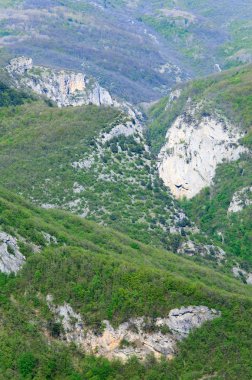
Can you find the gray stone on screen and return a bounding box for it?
[0,232,25,274]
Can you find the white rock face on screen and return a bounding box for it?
[0,232,25,274]
[162,306,220,337]
[158,107,247,199]
[47,295,220,361]
[47,295,85,345]
[73,182,85,194]
[228,186,252,213]
[6,57,114,108]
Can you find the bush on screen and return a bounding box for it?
[18,352,37,377]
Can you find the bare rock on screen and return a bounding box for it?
[6,56,33,75]
[228,186,252,213]
[165,306,220,337]
[47,295,220,361]
[6,57,114,108]
[232,265,252,285]
[178,240,226,263]
[42,232,58,245]
[158,105,247,199]
[0,232,25,274]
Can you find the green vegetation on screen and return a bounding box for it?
[0,80,34,107]
[0,97,192,252]
[0,187,252,379]
[219,20,252,68]
[146,88,188,155]
[0,3,252,378]
[142,14,204,69]
[142,15,190,41]
[182,158,252,263]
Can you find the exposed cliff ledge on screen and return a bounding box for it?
[158,106,247,199]
[0,232,25,274]
[47,295,220,361]
[6,57,114,108]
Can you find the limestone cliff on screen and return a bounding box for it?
[6,57,114,108]
[47,295,220,361]
[158,105,247,199]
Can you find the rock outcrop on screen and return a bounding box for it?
[177,240,226,264]
[158,106,247,199]
[47,295,220,361]
[42,231,58,245]
[98,113,144,145]
[0,232,25,274]
[6,57,114,108]
[228,186,252,213]
[232,265,252,285]
[6,56,33,75]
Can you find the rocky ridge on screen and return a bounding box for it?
[47,295,220,361]
[6,57,114,108]
[158,105,247,199]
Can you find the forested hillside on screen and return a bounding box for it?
[0,1,252,378]
[0,188,252,379]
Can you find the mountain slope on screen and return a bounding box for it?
[0,69,210,259]
[0,187,252,379]
[148,64,252,272]
[1,63,251,276]
[1,0,252,103]
[0,2,252,379]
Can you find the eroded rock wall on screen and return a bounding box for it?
[6,56,114,108]
[47,295,220,361]
[158,106,247,199]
